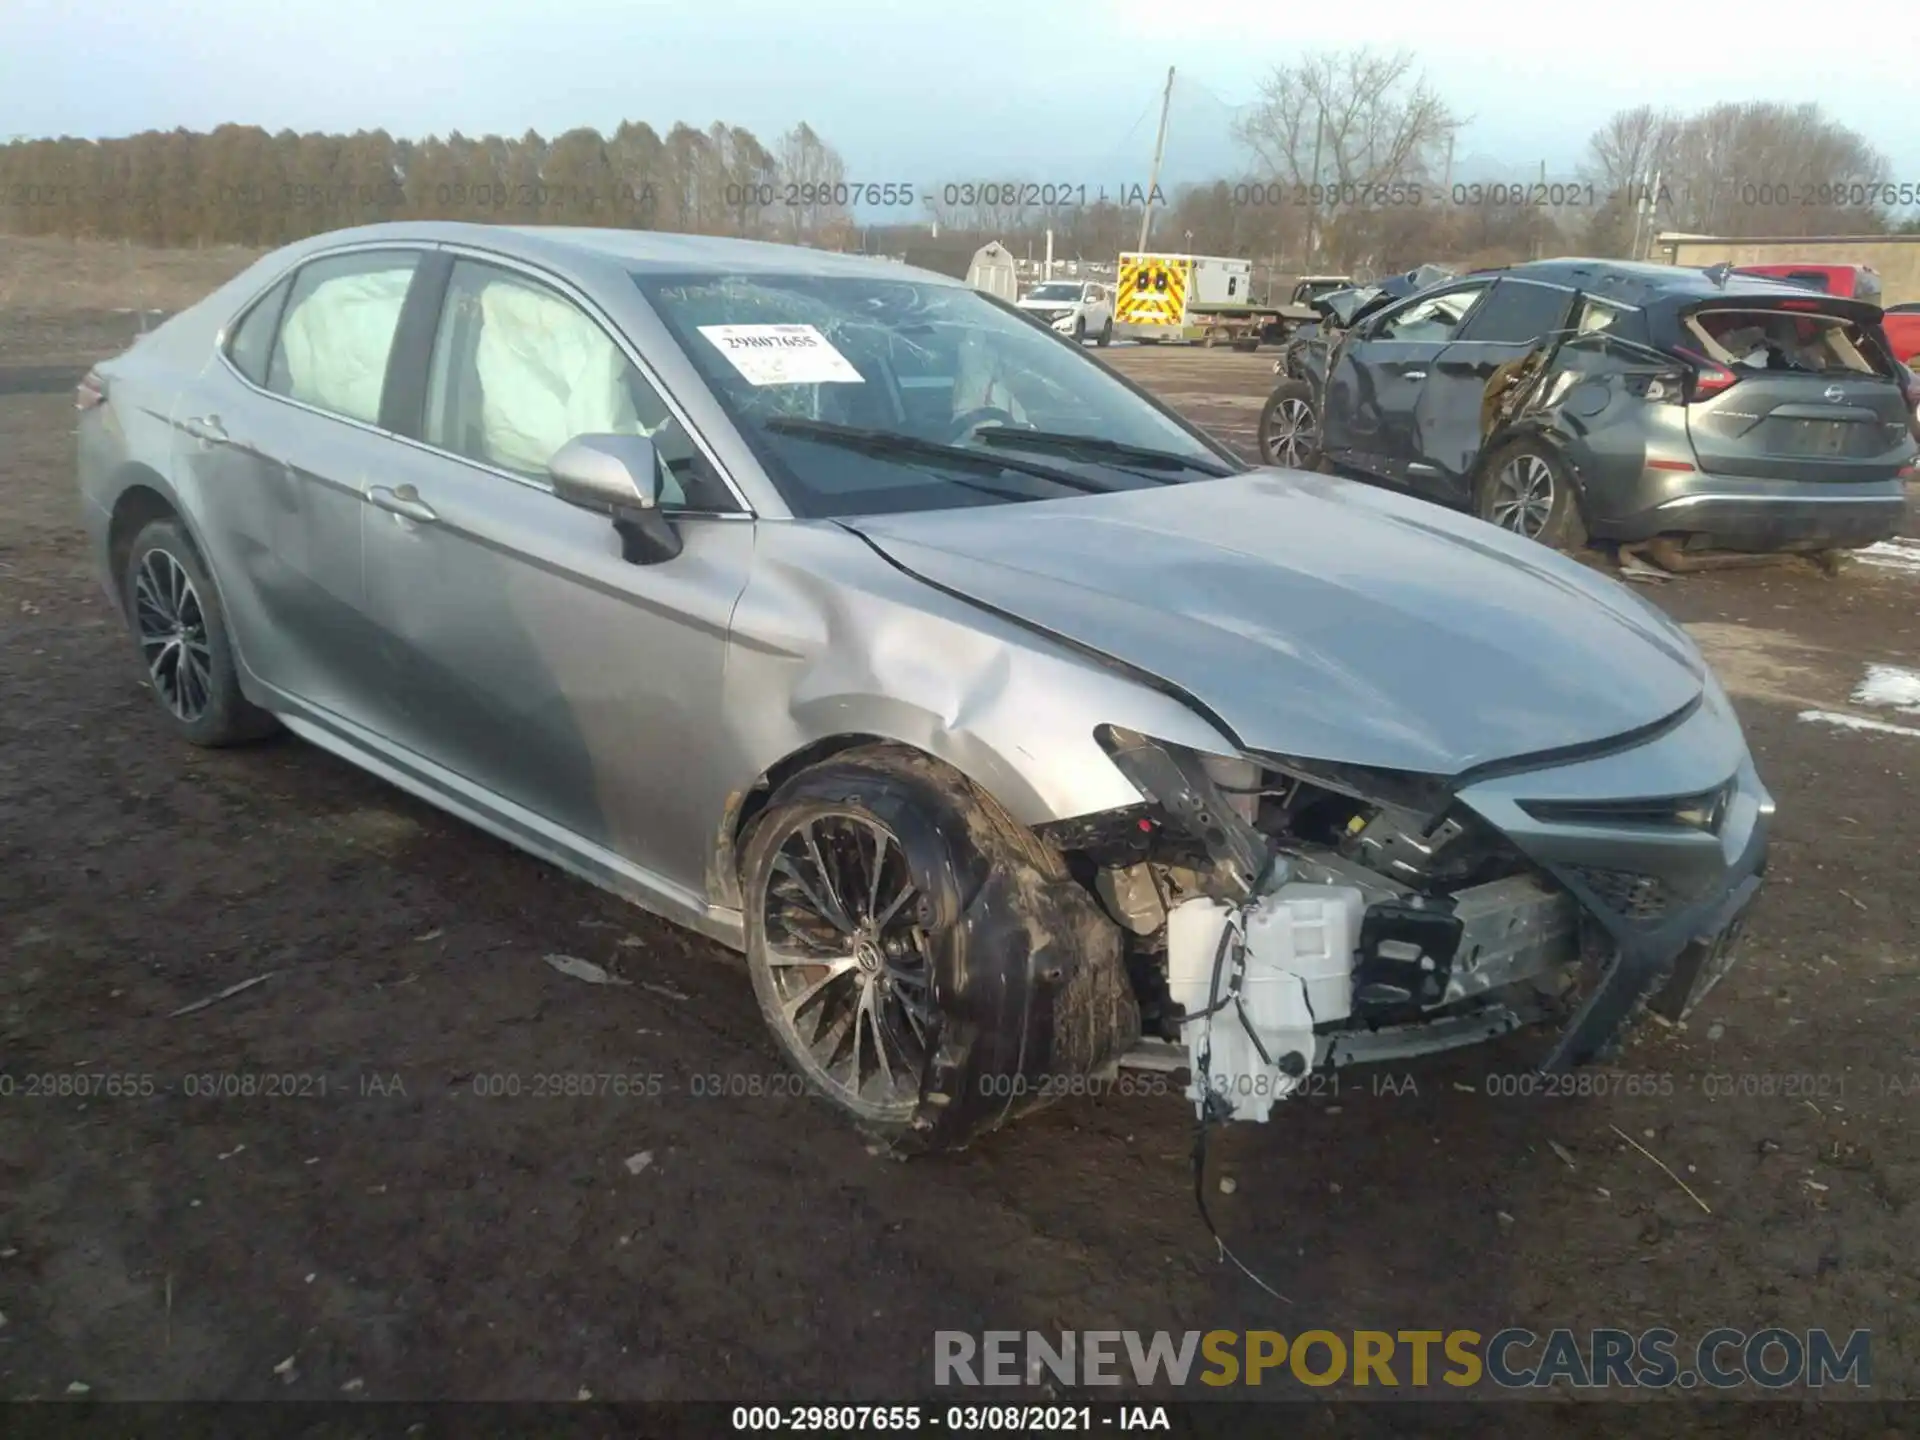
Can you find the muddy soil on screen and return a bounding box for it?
[1,316,1915,1408]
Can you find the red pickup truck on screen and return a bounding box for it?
[1732,262,1920,363]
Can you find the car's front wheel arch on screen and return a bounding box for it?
[738,742,1136,1153]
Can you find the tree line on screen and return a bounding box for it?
[0,120,858,250]
[4,49,1916,280]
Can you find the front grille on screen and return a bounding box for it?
[1568,865,1673,922]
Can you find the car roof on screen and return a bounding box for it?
[1472,257,1832,309]
[278,221,962,286]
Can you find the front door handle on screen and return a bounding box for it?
[183,413,228,445]
[1402,370,1428,382]
[368,484,439,524]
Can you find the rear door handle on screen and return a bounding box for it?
[368,484,438,524]
[1402,370,1428,381]
[183,413,228,444]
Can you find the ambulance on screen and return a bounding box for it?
[1115,252,1258,344]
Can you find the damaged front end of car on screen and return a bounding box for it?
[1042,706,1771,1122]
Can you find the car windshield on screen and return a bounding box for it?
[1025,282,1083,301]
[634,270,1235,517]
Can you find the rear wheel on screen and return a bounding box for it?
[741,746,1135,1154]
[122,518,279,746]
[1475,440,1588,550]
[1258,379,1322,470]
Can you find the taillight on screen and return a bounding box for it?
[75,370,107,412]
[1670,346,1738,401]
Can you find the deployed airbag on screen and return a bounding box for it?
[474,281,642,475]
[277,269,412,423]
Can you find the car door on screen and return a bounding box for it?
[171,247,427,725]
[1417,277,1575,502]
[1320,281,1488,486]
[357,255,755,894]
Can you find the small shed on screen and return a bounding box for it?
[965,242,1019,302]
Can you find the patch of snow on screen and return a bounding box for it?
[1853,663,1920,715]
[1855,538,1920,577]
[1799,709,1920,739]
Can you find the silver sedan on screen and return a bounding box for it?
[78,223,1772,1151]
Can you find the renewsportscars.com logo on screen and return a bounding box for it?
[934,1328,1872,1391]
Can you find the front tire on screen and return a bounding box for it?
[1475,439,1588,550]
[1097,318,1113,347]
[1258,379,1322,470]
[741,745,1136,1155]
[122,518,279,747]
[1072,316,1087,344]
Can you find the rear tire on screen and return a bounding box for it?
[1474,439,1588,550]
[1257,379,1323,470]
[741,745,1136,1155]
[122,518,279,747]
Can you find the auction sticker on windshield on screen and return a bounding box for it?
[697,324,865,386]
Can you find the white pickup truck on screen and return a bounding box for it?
[1016,280,1115,346]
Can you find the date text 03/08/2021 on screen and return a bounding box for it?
[730,1405,1169,1432]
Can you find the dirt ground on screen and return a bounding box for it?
[1,293,1917,1412]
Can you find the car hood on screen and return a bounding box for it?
[1018,299,1077,309]
[843,470,1706,776]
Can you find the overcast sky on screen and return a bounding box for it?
[5,0,1918,186]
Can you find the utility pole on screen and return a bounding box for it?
[1303,110,1324,269]
[1137,66,1175,253]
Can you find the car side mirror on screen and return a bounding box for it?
[548,433,683,565]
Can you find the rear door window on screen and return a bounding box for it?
[1457,279,1573,346]
[266,250,422,425]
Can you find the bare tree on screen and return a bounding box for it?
[1580,100,1891,252]
[1577,104,1677,256]
[775,123,851,247]
[1234,47,1462,270]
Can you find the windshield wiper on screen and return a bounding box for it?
[972,426,1237,478]
[762,417,1125,494]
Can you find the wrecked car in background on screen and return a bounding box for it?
[1260,258,1917,555]
[80,223,1771,1154]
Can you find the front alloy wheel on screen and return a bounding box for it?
[757,810,935,1123]
[741,745,1138,1154]
[1258,379,1322,470]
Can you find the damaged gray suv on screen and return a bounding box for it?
[1263,258,1917,555]
[79,224,1772,1152]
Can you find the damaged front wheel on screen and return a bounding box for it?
[741,746,1138,1154]
[1258,380,1323,471]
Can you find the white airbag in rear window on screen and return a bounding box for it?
[278,268,413,423]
